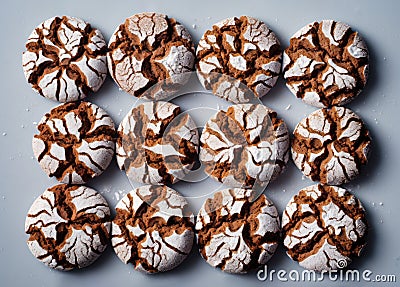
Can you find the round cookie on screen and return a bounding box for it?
[32,101,116,184]
[196,188,280,273]
[283,20,369,107]
[25,184,111,271]
[291,106,371,185]
[196,16,282,103]
[282,184,368,272]
[22,16,108,102]
[107,12,195,99]
[111,185,194,273]
[200,104,289,188]
[117,101,199,185]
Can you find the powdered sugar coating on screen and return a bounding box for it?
[117,101,199,185]
[282,184,368,272]
[32,102,116,184]
[22,16,107,102]
[196,16,281,103]
[283,20,369,107]
[291,106,371,185]
[25,184,111,270]
[196,188,280,273]
[107,12,195,99]
[111,185,194,273]
[200,104,289,188]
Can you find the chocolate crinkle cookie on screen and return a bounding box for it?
[196,188,280,273]
[111,185,194,273]
[107,12,195,99]
[283,20,369,107]
[32,101,116,184]
[196,16,282,103]
[291,106,371,185]
[25,184,111,271]
[22,16,108,102]
[282,184,368,272]
[200,104,289,188]
[117,101,199,185]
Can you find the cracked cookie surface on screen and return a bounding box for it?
[32,101,116,184]
[25,184,111,270]
[200,104,289,188]
[196,16,282,103]
[291,106,371,185]
[282,184,368,271]
[107,12,195,99]
[196,188,280,273]
[112,185,194,273]
[283,20,369,107]
[22,16,108,102]
[117,101,199,185]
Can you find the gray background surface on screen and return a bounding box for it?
[1,0,399,286]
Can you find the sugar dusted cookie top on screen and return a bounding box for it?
[32,101,116,184]
[291,106,371,185]
[22,16,108,102]
[200,104,289,188]
[282,184,368,272]
[25,184,111,271]
[196,16,282,103]
[108,12,195,99]
[111,185,194,273]
[283,20,369,107]
[117,101,199,185]
[196,188,280,273]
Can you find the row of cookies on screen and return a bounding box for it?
[25,183,368,273]
[31,100,371,188]
[31,100,285,186]
[22,13,369,107]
